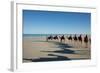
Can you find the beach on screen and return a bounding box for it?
[23,34,91,62]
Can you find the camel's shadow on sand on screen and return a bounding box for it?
[42,41,75,54]
[23,42,77,62]
[23,54,70,62]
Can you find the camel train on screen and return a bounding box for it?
[46,34,91,48]
[46,35,65,42]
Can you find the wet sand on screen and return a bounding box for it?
[23,36,91,62]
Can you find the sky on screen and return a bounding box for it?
[23,10,91,34]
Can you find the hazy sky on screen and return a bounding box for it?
[23,10,91,34]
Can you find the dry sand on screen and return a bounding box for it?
[23,36,91,63]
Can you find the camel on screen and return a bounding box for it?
[89,38,91,43]
[78,35,82,43]
[46,35,53,41]
[73,34,77,41]
[67,35,72,41]
[59,35,65,42]
[84,35,88,48]
[53,35,59,40]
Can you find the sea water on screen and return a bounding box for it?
[23,34,91,38]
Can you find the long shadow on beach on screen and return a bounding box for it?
[42,41,75,54]
[23,41,76,62]
[23,54,70,62]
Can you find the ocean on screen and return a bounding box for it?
[23,34,91,38]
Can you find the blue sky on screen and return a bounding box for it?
[23,10,91,34]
